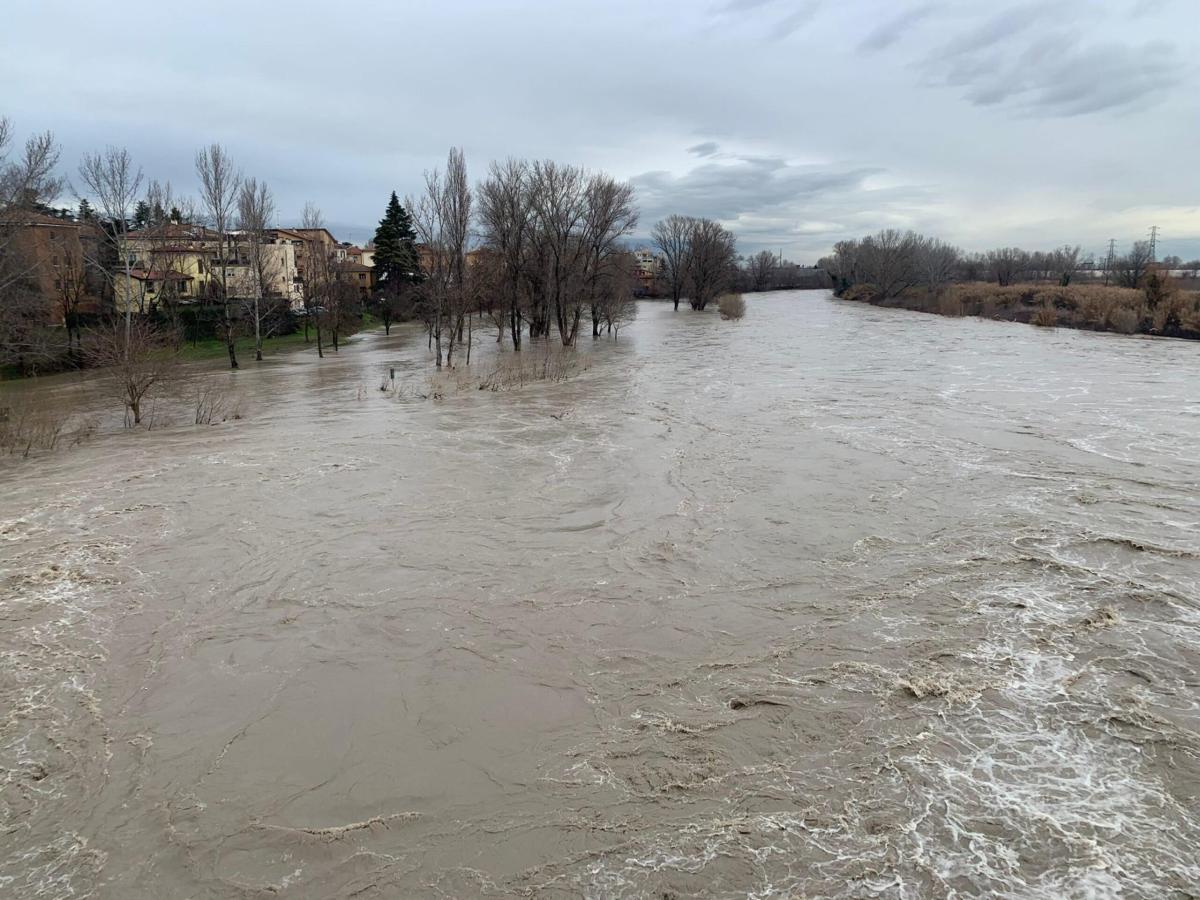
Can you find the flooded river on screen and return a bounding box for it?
[2,291,1199,898]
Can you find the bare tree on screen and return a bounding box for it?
[1115,240,1154,289]
[444,147,472,364]
[298,202,330,357]
[236,177,278,360]
[1052,244,1082,286]
[478,158,532,348]
[528,160,590,345]
[745,249,777,292]
[913,237,960,294]
[1,119,64,372]
[408,172,450,365]
[409,148,473,365]
[651,214,694,311]
[957,251,988,283]
[195,143,242,369]
[0,118,61,212]
[819,239,861,293]
[597,251,638,337]
[986,247,1030,287]
[582,174,638,338]
[856,230,919,298]
[84,317,178,426]
[55,239,89,362]
[686,218,737,310]
[77,145,142,339]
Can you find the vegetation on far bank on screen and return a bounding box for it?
[822,230,1200,340]
[846,281,1200,339]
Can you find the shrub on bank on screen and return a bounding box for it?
[718,293,747,320]
[1031,303,1058,327]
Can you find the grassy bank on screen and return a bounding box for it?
[177,328,314,361]
[843,281,1200,340]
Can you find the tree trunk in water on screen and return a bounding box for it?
[316,322,324,358]
[225,306,239,370]
[254,296,263,361]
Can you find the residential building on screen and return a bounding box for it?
[0,210,105,324]
[632,248,663,294]
[227,232,302,308]
[120,223,218,312]
[337,261,373,299]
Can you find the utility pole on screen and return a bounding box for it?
[1148,225,1159,263]
[1104,238,1116,286]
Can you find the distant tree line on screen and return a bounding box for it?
[817,229,1196,300]
[819,228,1200,340]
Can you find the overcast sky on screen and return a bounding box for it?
[3,0,1197,261]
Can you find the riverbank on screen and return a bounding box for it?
[1,314,386,380]
[841,281,1200,340]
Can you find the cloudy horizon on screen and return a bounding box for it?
[3,0,1196,262]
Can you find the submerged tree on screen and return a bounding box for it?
[477,158,533,349]
[85,317,179,426]
[686,218,737,310]
[651,214,693,311]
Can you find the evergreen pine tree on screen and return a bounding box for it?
[372,191,419,289]
[77,198,94,221]
[133,200,151,229]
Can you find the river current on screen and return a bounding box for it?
[2,291,1198,898]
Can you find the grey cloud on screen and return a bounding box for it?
[4,0,1197,262]
[1019,42,1180,116]
[859,3,938,52]
[713,0,823,40]
[939,3,1046,58]
[716,0,781,12]
[920,5,1181,117]
[1130,0,1169,15]
[631,154,884,235]
[769,1,823,40]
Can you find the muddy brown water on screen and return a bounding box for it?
[2,291,1199,898]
